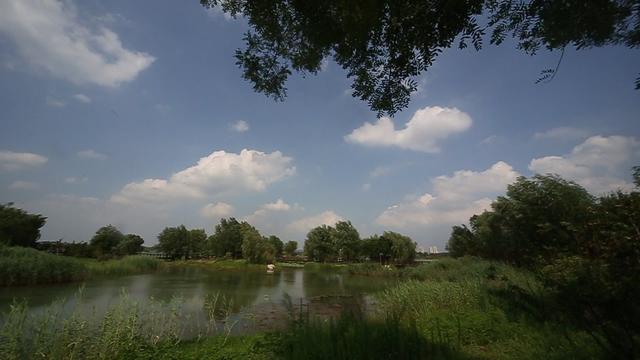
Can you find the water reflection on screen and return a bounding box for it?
[0,268,396,334]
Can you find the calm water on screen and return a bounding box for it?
[0,267,397,335]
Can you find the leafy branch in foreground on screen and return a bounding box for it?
[201,0,639,116]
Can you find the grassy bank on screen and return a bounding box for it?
[0,246,164,286]
[168,258,266,272]
[376,258,601,359]
[0,292,469,360]
[0,257,604,359]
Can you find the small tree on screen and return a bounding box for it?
[240,225,268,263]
[267,235,284,258]
[90,225,124,258]
[284,240,298,256]
[116,234,144,256]
[158,225,189,260]
[333,221,361,261]
[207,218,244,258]
[0,203,46,248]
[383,231,416,264]
[304,225,336,262]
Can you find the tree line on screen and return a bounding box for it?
[446,167,640,358]
[1,203,416,264]
[304,221,417,265]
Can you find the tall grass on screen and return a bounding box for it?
[86,255,163,276]
[278,310,468,360]
[0,290,245,359]
[0,246,88,286]
[376,258,602,359]
[0,246,164,286]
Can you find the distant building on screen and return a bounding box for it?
[427,246,439,254]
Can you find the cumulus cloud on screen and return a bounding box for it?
[529,135,640,194]
[243,199,304,236]
[201,202,234,219]
[9,180,40,190]
[263,199,291,211]
[0,150,48,171]
[77,149,107,160]
[231,120,250,133]
[533,127,589,141]
[0,0,154,87]
[286,211,343,235]
[345,106,472,152]
[73,94,92,103]
[377,161,520,228]
[111,149,295,205]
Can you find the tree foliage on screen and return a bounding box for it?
[207,218,245,258]
[158,225,206,260]
[447,174,595,266]
[304,223,416,264]
[447,169,640,358]
[284,240,298,256]
[0,203,46,248]
[116,234,145,256]
[267,235,284,258]
[304,225,336,262]
[333,221,360,261]
[201,0,639,116]
[90,225,124,258]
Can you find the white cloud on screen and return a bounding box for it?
[9,180,40,190]
[533,127,589,141]
[201,202,234,219]
[77,149,107,160]
[287,211,343,235]
[480,135,498,145]
[370,166,392,178]
[244,199,301,237]
[0,0,154,87]
[263,198,291,211]
[231,120,250,133]
[345,106,472,152]
[529,135,640,194]
[111,149,295,205]
[377,161,519,228]
[73,94,91,103]
[64,176,88,184]
[0,150,48,171]
[46,97,66,108]
[362,183,372,192]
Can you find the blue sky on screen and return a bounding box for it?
[1,0,639,249]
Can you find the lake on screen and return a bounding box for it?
[0,267,398,336]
